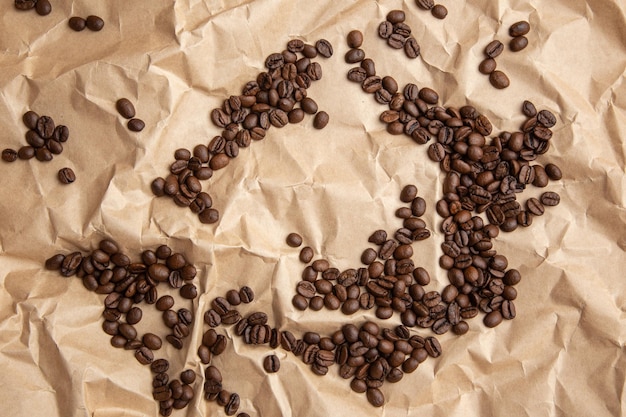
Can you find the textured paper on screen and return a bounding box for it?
[0,1,624,416]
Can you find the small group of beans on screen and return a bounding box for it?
[116,98,145,132]
[14,0,51,15]
[479,20,531,89]
[375,10,421,59]
[2,110,76,184]
[68,15,105,32]
[203,283,440,409]
[415,0,448,20]
[151,38,333,225]
[45,239,201,416]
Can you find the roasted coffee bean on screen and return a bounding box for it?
[510,36,528,52]
[387,34,406,49]
[416,0,435,10]
[509,20,530,37]
[315,39,333,58]
[2,149,17,162]
[537,109,557,128]
[484,310,503,327]
[545,163,562,180]
[240,286,255,303]
[180,283,197,299]
[68,16,87,31]
[36,116,55,138]
[86,15,105,31]
[478,58,497,74]
[489,70,510,89]
[404,37,421,58]
[143,333,163,350]
[378,21,394,39]
[299,246,314,263]
[135,346,154,365]
[58,168,76,184]
[431,4,448,19]
[367,388,385,407]
[313,111,329,129]
[126,307,143,325]
[17,146,35,160]
[345,48,365,64]
[263,354,280,373]
[522,100,537,117]
[347,30,364,48]
[15,0,37,10]
[424,336,442,357]
[485,40,504,58]
[540,191,560,206]
[224,393,240,416]
[127,118,145,132]
[116,98,136,119]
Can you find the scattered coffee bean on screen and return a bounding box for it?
[86,15,105,31]
[478,58,497,74]
[313,111,329,129]
[347,30,364,48]
[509,20,530,37]
[35,0,51,16]
[263,354,280,373]
[510,36,528,52]
[286,233,303,247]
[484,40,504,58]
[68,16,87,31]
[2,149,18,163]
[58,168,76,184]
[489,70,510,89]
[116,98,136,119]
[127,118,145,132]
[431,4,448,19]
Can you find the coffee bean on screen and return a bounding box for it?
[484,40,504,58]
[489,70,510,89]
[315,39,333,58]
[431,4,448,19]
[416,0,435,10]
[537,109,557,127]
[128,118,145,132]
[404,37,420,58]
[299,246,314,263]
[68,16,86,31]
[386,10,405,24]
[366,388,385,407]
[347,30,364,48]
[58,167,76,184]
[126,307,143,325]
[116,98,136,119]
[478,58,496,74]
[240,286,255,303]
[86,15,105,31]
[545,163,562,180]
[484,310,503,327]
[345,48,365,64]
[2,149,17,163]
[522,100,537,117]
[540,191,560,206]
[22,111,39,129]
[510,36,528,52]
[143,333,163,350]
[224,393,240,416]
[313,111,329,129]
[180,283,197,299]
[263,354,280,373]
[135,346,154,365]
[15,0,36,10]
[387,33,406,49]
[35,0,51,16]
[509,20,530,37]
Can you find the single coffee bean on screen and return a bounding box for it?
[35,0,52,16]
[286,232,303,247]
[263,354,280,373]
[510,36,528,52]
[224,393,240,416]
[509,20,530,37]
[545,163,562,180]
[36,116,55,138]
[522,100,537,117]
[58,167,76,184]
[537,109,557,127]
[127,118,145,132]
[86,15,105,31]
[347,30,364,48]
[68,16,86,31]
[143,333,163,350]
[484,310,503,327]
[15,0,37,10]
[2,149,18,162]
[17,146,35,160]
[540,191,560,206]
[431,4,448,19]
[404,37,420,59]
[478,58,497,74]
[240,286,255,303]
[367,388,385,407]
[416,0,435,10]
[116,98,136,119]
[135,346,154,365]
[315,39,333,58]
[489,70,510,89]
[345,48,365,63]
[386,10,405,24]
[299,246,314,263]
[313,111,329,129]
[22,111,39,129]
[387,33,406,49]
[484,40,504,58]
[126,307,143,325]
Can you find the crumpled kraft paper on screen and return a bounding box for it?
[0,0,624,416]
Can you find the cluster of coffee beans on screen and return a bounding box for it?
[415,0,448,20]
[291,187,431,320]
[479,20,531,89]
[14,0,51,15]
[68,15,105,32]
[150,359,198,416]
[202,285,440,409]
[2,110,77,184]
[45,239,203,415]
[151,38,333,225]
[116,98,145,132]
[375,10,421,59]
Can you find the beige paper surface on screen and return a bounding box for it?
[0,0,624,416]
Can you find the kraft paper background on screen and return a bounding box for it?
[0,1,624,416]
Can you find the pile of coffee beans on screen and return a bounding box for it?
[116,98,145,132]
[68,15,105,32]
[151,38,333,225]
[415,0,448,20]
[201,286,440,409]
[376,10,421,59]
[45,239,201,416]
[14,0,51,16]
[3,110,69,163]
[479,20,531,88]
